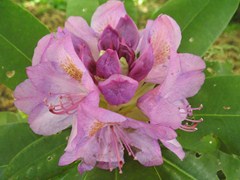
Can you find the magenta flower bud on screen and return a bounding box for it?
[96,49,121,79]
[98,25,120,51]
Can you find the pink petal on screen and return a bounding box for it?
[161,139,185,160]
[98,25,120,51]
[65,16,99,60]
[126,128,163,166]
[98,74,138,105]
[64,117,79,152]
[44,34,96,90]
[14,79,45,114]
[78,162,94,174]
[59,149,78,166]
[27,61,88,95]
[96,49,121,79]
[71,35,96,74]
[97,161,119,170]
[29,104,73,135]
[78,104,126,126]
[122,119,177,141]
[179,53,206,73]
[138,93,182,129]
[91,0,126,33]
[32,34,54,66]
[143,15,181,84]
[116,15,140,50]
[128,44,154,81]
[158,53,205,101]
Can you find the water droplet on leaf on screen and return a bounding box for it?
[6,70,15,78]
[189,37,194,43]
[223,106,231,110]
[47,155,54,161]
[207,67,214,74]
[26,167,35,178]
[82,8,87,12]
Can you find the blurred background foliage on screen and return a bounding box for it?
[2,0,240,112]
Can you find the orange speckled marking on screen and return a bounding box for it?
[89,121,105,137]
[61,57,83,81]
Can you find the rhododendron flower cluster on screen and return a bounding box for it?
[14,0,205,174]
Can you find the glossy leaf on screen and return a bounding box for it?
[54,150,240,180]
[0,35,30,89]
[153,0,240,56]
[0,165,7,177]
[0,111,26,125]
[178,76,240,155]
[98,0,107,5]
[67,0,138,24]
[0,123,40,167]
[66,0,99,23]
[3,128,72,179]
[0,0,49,89]
[124,0,138,22]
[205,61,234,77]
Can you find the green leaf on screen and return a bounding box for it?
[98,0,107,5]
[0,165,7,178]
[66,0,138,25]
[152,0,240,56]
[0,123,40,167]
[54,150,240,180]
[3,128,72,179]
[124,0,138,23]
[179,76,240,155]
[66,0,99,23]
[205,61,234,77]
[0,0,49,89]
[0,111,26,125]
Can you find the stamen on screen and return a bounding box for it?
[185,118,203,123]
[45,93,83,115]
[115,126,137,160]
[179,103,203,132]
[186,104,203,116]
[180,126,198,132]
[191,104,203,111]
[110,126,123,173]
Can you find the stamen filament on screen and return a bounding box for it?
[110,126,123,174]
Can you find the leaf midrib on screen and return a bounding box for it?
[163,157,197,180]
[181,0,210,33]
[194,114,240,117]
[9,143,67,178]
[0,34,31,62]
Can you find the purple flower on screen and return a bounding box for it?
[59,101,184,174]
[64,1,154,106]
[14,0,206,174]
[14,29,99,135]
[138,53,206,131]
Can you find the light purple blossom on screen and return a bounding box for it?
[138,53,206,131]
[14,30,98,135]
[59,101,184,174]
[14,0,206,174]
